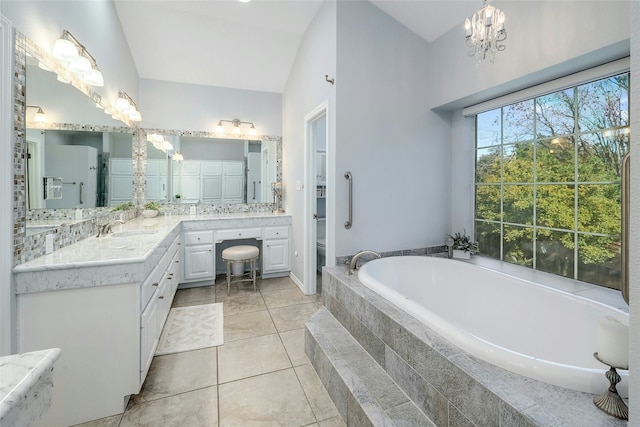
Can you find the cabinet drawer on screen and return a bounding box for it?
[183,230,214,245]
[264,226,289,239]
[215,228,262,242]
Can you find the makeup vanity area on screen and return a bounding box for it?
[9,32,291,426]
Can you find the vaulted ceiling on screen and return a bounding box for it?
[114,0,481,94]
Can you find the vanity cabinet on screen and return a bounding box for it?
[180,221,292,286]
[263,226,291,276]
[140,235,180,383]
[15,230,181,426]
[181,230,215,283]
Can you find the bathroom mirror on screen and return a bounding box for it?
[23,36,135,234]
[143,131,280,205]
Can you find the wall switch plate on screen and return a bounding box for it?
[296,180,302,191]
[75,208,83,220]
[189,205,196,215]
[45,234,54,254]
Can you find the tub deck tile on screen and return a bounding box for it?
[306,307,435,427]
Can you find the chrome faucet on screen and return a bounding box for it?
[445,236,454,259]
[96,220,125,237]
[348,250,381,275]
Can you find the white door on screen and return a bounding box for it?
[247,152,262,203]
[304,102,329,295]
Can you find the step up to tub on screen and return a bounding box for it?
[305,307,435,427]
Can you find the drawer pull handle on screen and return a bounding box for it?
[152,282,159,287]
[159,296,164,299]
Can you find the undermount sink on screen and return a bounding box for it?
[111,230,159,238]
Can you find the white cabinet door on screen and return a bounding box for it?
[140,291,160,383]
[202,176,222,203]
[223,176,243,201]
[181,176,201,202]
[183,244,215,282]
[263,238,290,273]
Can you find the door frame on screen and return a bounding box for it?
[303,101,328,295]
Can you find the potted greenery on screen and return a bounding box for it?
[111,201,134,212]
[142,201,161,218]
[449,230,478,259]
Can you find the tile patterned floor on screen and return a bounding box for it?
[74,276,342,427]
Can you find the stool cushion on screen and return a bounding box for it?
[222,245,259,261]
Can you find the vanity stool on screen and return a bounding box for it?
[221,245,260,295]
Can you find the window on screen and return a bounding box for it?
[474,72,630,289]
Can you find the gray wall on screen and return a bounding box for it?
[282,0,337,283]
[139,78,282,136]
[334,0,450,257]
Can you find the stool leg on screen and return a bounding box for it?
[226,260,231,296]
[252,258,256,292]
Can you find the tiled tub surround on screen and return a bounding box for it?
[313,265,629,427]
[0,348,61,427]
[13,212,291,425]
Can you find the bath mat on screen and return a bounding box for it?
[155,303,224,356]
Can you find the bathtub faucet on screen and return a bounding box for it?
[445,236,454,259]
[348,250,381,275]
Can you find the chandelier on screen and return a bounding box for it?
[464,0,507,64]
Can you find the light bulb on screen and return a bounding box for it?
[83,68,104,86]
[248,124,257,136]
[115,95,131,111]
[52,37,78,61]
[216,121,225,134]
[34,108,47,123]
[69,55,91,75]
[129,111,142,122]
[233,125,241,135]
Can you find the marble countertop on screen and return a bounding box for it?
[0,348,62,425]
[13,212,291,294]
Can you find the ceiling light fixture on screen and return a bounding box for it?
[215,118,257,136]
[26,105,48,123]
[464,0,507,65]
[52,30,104,86]
[114,91,142,122]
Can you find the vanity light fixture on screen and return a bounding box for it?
[464,0,507,64]
[146,134,173,154]
[26,105,48,123]
[215,119,257,136]
[52,30,104,87]
[114,92,142,122]
[173,152,184,162]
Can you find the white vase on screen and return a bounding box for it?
[452,249,471,260]
[142,209,159,218]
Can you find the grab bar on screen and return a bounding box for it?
[345,171,352,229]
[79,181,84,205]
[621,152,630,305]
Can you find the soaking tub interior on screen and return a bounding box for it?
[357,255,629,397]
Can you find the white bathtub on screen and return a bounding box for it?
[358,256,629,396]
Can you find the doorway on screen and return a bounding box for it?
[304,102,328,295]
